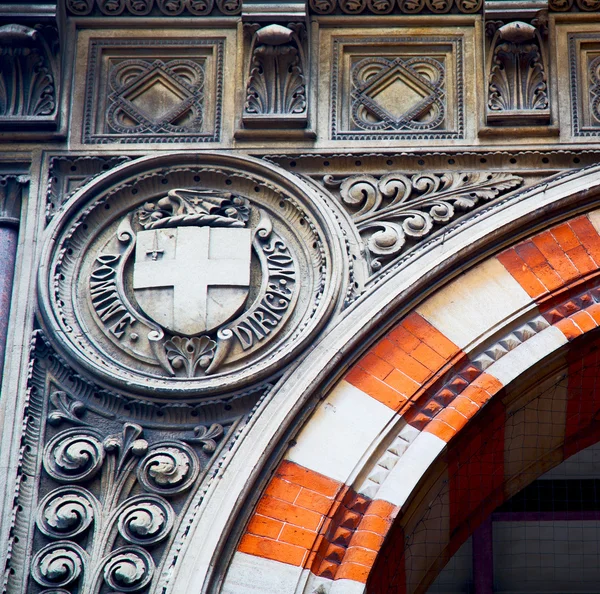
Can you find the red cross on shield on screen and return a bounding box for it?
[133,226,252,335]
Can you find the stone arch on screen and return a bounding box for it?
[219,205,600,593]
[162,166,600,594]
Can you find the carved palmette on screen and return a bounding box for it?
[486,21,550,125]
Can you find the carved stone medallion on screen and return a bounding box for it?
[38,153,342,398]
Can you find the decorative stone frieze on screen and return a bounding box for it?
[66,0,241,17]
[485,20,550,125]
[309,0,482,13]
[330,36,464,140]
[323,170,523,277]
[0,24,60,130]
[37,152,343,398]
[82,38,224,144]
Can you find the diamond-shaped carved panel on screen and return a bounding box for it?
[569,34,600,137]
[83,39,223,143]
[331,36,464,140]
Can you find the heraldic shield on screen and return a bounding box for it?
[132,189,252,336]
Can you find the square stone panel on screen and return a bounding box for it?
[569,33,600,137]
[330,36,464,141]
[83,38,224,144]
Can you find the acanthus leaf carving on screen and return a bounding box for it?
[486,21,550,124]
[243,23,308,128]
[0,24,59,128]
[325,171,523,273]
[183,423,224,452]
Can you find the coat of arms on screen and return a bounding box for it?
[132,190,252,336]
[86,187,298,378]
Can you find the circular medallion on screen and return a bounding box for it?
[38,153,342,399]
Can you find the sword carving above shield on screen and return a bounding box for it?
[132,190,253,336]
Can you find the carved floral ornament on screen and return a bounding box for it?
[37,153,342,398]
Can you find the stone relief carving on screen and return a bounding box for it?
[243,23,308,128]
[324,171,523,274]
[83,39,223,144]
[309,0,482,13]
[0,24,60,129]
[38,153,342,398]
[5,331,265,594]
[106,59,205,136]
[549,0,600,9]
[331,37,464,140]
[350,56,445,133]
[46,156,131,223]
[486,20,550,125]
[569,33,600,136]
[0,174,29,225]
[66,0,241,16]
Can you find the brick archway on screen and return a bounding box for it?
[223,210,600,593]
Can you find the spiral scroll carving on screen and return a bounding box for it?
[117,495,174,545]
[102,546,155,592]
[36,487,97,539]
[326,171,523,272]
[137,442,200,495]
[43,429,105,483]
[31,542,86,588]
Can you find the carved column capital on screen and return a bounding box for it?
[0,175,28,227]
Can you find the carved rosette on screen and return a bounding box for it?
[37,153,342,399]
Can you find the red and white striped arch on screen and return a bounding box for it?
[168,167,600,594]
[224,210,600,593]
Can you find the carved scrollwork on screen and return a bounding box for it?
[575,0,600,10]
[326,172,523,271]
[367,0,395,12]
[47,390,87,426]
[101,546,155,592]
[125,0,154,14]
[184,423,224,453]
[31,542,86,588]
[67,0,239,13]
[43,429,105,484]
[97,0,126,14]
[216,0,241,13]
[310,0,338,12]
[340,0,367,13]
[456,0,481,11]
[549,0,574,9]
[36,487,98,539]
[116,495,174,545]
[66,0,95,14]
[309,0,481,11]
[137,442,200,495]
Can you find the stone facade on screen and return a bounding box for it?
[2,1,600,593]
